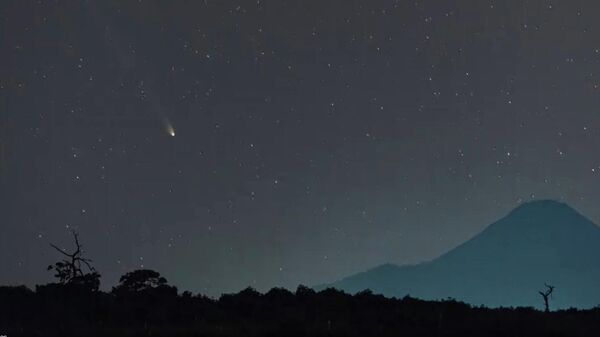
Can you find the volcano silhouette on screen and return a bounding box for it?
[318,200,600,309]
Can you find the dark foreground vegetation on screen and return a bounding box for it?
[2,232,598,337]
[2,282,600,337]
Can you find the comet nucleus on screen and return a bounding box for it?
[163,118,176,137]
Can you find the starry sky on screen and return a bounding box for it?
[2,0,600,296]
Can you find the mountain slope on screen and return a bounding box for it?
[319,200,600,309]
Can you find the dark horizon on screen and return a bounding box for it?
[4,198,599,310]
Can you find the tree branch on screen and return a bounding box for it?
[50,244,73,257]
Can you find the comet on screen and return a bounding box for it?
[164,118,176,137]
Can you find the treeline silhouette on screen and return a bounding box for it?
[1,232,599,337]
[2,281,600,337]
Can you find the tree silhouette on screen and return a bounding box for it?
[47,230,100,291]
[112,269,168,294]
[538,283,555,312]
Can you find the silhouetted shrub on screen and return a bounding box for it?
[112,269,169,293]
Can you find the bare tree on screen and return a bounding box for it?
[47,231,100,290]
[538,283,555,312]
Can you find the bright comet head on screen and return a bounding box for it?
[163,118,176,137]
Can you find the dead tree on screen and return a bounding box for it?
[48,231,100,290]
[538,283,555,312]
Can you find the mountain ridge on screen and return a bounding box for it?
[317,200,600,309]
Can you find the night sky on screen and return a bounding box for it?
[2,0,600,296]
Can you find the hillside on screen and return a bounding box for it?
[319,200,600,309]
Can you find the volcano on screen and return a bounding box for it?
[318,200,600,309]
